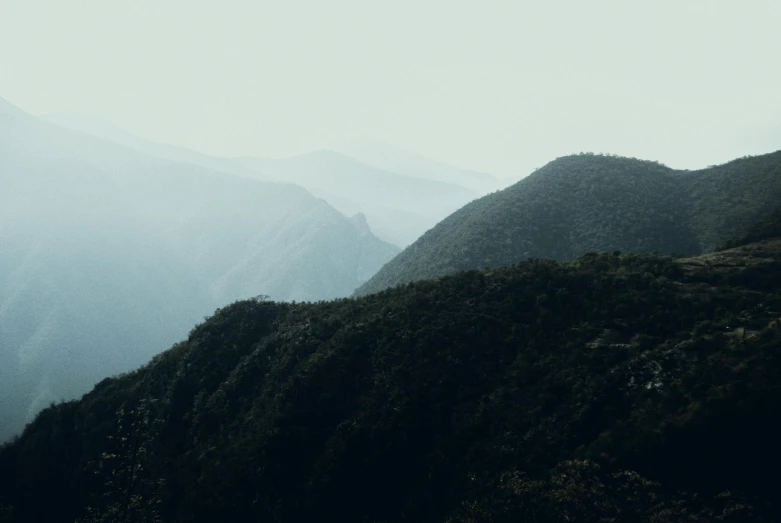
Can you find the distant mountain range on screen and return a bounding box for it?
[46,115,504,247]
[238,151,480,246]
[357,151,781,295]
[43,112,277,182]
[0,97,398,441]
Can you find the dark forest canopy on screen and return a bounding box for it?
[2,218,781,522]
[356,150,781,296]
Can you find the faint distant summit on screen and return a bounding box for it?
[237,150,479,247]
[338,139,501,193]
[0,96,29,119]
[350,212,371,235]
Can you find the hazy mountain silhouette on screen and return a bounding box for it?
[339,139,503,193]
[0,98,398,441]
[45,115,487,248]
[44,112,277,182]
[238,151,480,246]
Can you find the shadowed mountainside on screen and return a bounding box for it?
[1,214,780,522]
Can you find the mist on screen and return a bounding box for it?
[0,100,399,440]
[3,1,781,521]
[2,0,780,442]
[1,1,780,178]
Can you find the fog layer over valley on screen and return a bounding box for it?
[0,98,398,441]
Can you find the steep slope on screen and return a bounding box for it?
[0,98,398,441]
[339,139,502,193]
[1,230,780,522]
[357,151,781,296]
[239,151,480,246]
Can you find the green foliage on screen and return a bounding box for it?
[721,208,781,250]
[447,460,760,522]
[76,399,165,523]
[357,151,781,296]
[1,240,781,522]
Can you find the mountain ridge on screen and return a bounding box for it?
[356,150,781,296]
[43,111,279,182]
[238,150,481,246]
[338,139,503,193]
[42,113,490,248]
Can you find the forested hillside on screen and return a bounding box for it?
[2,216,780,522]
[357,151,781,295]
[0,97,398,441]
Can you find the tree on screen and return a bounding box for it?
[76,398,164,523]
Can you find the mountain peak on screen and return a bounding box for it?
[0,96,29,119]
[532,152,673,176]
[350,212,371,235]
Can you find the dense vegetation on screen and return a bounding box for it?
[722,208,781,250]
[2,224,781,521]
[356,151,781,295]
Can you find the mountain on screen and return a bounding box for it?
[2,220,780,522]
[44,116,485,248]
[238,151,480,246]
[339,139,503,193]
[356,151,781,296]
[0,98,398,442]
[43,111,277,182]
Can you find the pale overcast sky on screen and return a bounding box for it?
[1,0,780,177]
